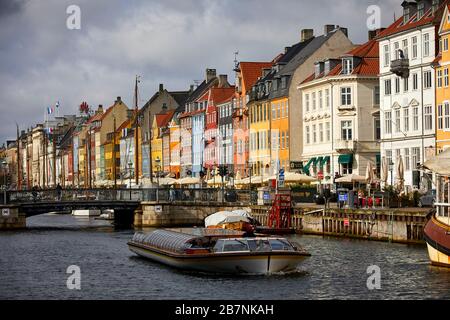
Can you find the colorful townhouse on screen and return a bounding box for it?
[179,69,220,177]
[202,85,235,173]
[233,62,273,178]
[150,111,175,176]
[140,84,190,180]
[217,96,235,172]
[168,107,183,178]
[378,0,444,189]
[435,3,450,153]
[299,37,381,185]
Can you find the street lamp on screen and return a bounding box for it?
[2,160,7,205]
[128,161,133,200]
[155,156,161,202]
[389,161,394,187]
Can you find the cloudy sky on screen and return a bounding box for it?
[0,0,400,142]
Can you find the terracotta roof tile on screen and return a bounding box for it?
[239,62,273,91]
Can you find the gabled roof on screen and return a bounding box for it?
[154,110,176,128]
[198,87,236,105]
[239,62,273,91]
[301,39,379,85]
[377,3,447,40]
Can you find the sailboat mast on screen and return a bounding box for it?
[134,75,140,186]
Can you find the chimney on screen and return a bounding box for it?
[301,29,314,42]
[115,96,122,104]
[205,68,217,82]
[190,84,194,92]
[96,104,104,115]
[324,24,335,36]
[284,46,291,53]
[159,83,164,93]
[218,74,229,88]
[335,25,348,37]
[368,28,385,41]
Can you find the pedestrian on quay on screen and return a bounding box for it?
[32,185,38,202]
[56,183,63,201]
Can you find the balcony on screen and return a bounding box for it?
[334,139,356,152]
[390,58,409,78]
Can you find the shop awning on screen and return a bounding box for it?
[321,156,330,166]
[376,154,381,165]
[316,157,323,167]
[338,154,353,164]
[303,157,316,175]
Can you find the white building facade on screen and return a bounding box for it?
[378,9,438,189]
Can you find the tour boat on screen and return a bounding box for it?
[423,149,450,267]
[128,228,310,274]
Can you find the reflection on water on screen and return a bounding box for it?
[0,213,449,300]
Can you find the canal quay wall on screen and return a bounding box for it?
[0,205,26,230]
[136,201,249,228]
[251,206,429,244]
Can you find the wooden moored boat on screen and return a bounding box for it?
[423,149,450,267]
[128,228,310,274]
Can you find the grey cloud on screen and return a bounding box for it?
[0,0,400,142]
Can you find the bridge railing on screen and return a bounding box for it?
[6,188,258,205]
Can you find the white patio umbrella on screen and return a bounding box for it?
[381,156,388,185]
[263,172,317,184]
[423,148,450,175]
[335,174,368,183]
[395,156,405,192]
[365,161,375,184]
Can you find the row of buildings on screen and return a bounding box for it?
[2,0,450,191]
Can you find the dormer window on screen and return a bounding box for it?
[273,79,278,91]
[342,58,353,75]
[417,2,425,20]
[432,0,441,13]
[281,76,287,89]
[404,7,410,24]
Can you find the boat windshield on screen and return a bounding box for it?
[213,238,296,253]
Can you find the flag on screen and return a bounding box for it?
[47,106,54,115]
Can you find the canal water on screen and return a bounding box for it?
[0,213,449,300]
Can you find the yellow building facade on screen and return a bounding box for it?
[270,97,290,172]
[248,100,271,176]
[436,6,450,153]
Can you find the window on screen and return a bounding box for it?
[374,118,381,140]
[384,45,390,67]
[374,86,380,105]
[403,77,409,92]
[306,126,310,144]
[312,92,316,111]
[386,150,392,168]
[281,131,285,149]
[445,38,449,52]
[285,101,289,117]
[342,163,353,175]
[325,89,330,108]
[285,131,289,149]
[341,121,352,140]
[412,147,420,169]
[423,71,432,89]
[412,36,418,59]
[342,58,353,74]
[402,39,409,58]
[445,103,450,129]
[319,90,323,110]
[326,122,331,141]
[395,110,401,133]
[385,111,392,134]
[438,70,443,88]
[395,77,400,93]
[341,87,352,106]
[394,42,400,59]
[438,104,443,130]
[423,33,430,57]
[404,148,410,171]
[413,106,419,131]
[384,79,392,95]
[272,103,276,119]
[403,108,409,132]
[312,124,317,143]
[424,105,433,131]
[319,123,324,142]
[281,77,287,89]
[305,94,310,112]
[445,68,449,87]
[413,73,418,90]
[277,103,281,118]
[417,2,425,20]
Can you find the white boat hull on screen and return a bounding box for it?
[129,244,307,274]
[72,209,101,217]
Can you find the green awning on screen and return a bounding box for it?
[316,157,324,167]
[338,154,353,164]
[376,154,381,165]
[303,157,316,176]
[321,156,331,166]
